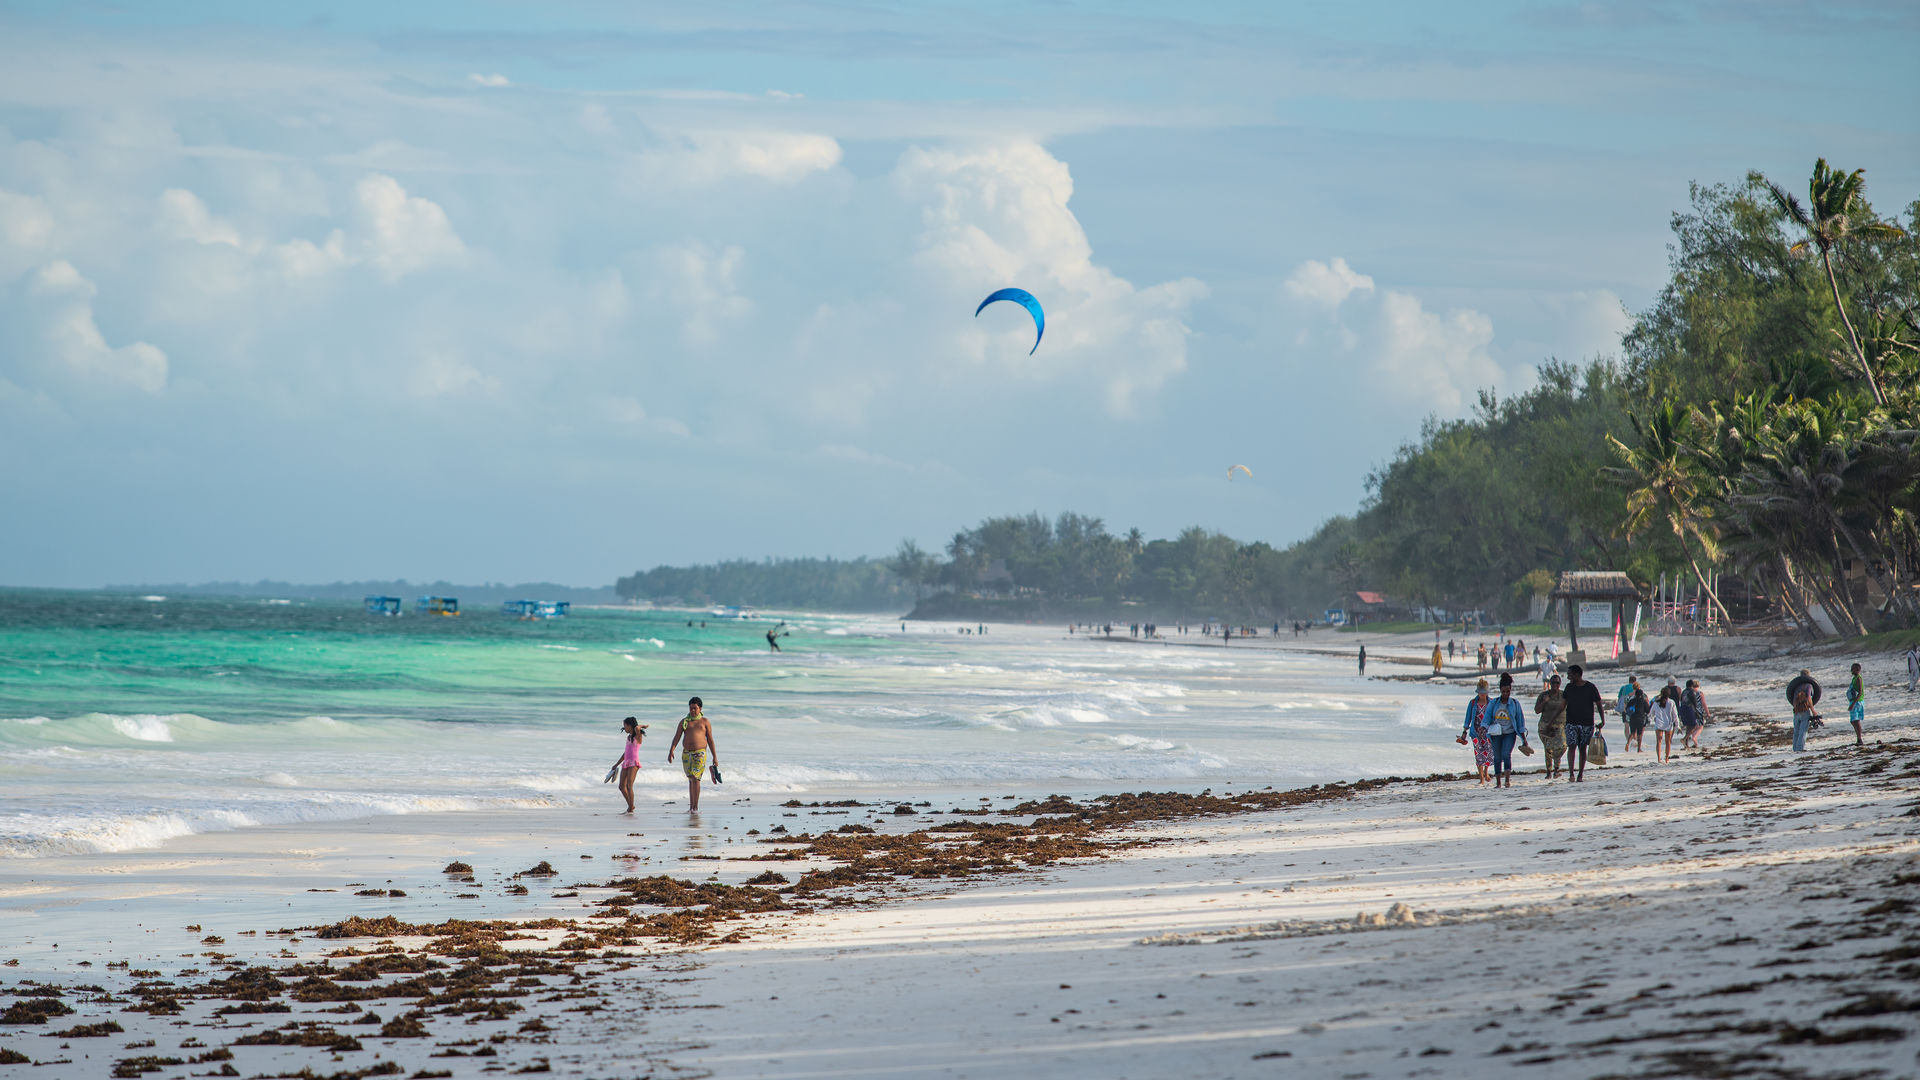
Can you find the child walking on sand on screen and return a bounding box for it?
[612,717,645,814]
[667,696,719,813]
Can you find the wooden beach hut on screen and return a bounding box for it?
[1550,571,1645,665]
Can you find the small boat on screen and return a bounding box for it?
[416,596,460,616]
[502,599,570,620]
[365,595,403,616]
[707,605,756,620]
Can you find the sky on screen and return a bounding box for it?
[1,1,1916,588]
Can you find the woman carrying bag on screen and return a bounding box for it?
[1459,678,1495,786]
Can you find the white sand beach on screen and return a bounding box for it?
[3,643,1916,1080]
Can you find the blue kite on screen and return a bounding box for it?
[974,287,1045,355]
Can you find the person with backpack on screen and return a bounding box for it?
[1846,662,1866,747]
[1616,676,1649,753]
[1787,668,1821,752]
[1679,679,1708,749]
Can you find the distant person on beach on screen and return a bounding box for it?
[767,626,782,652]
[1680,679,1708,749]
[667,697,719,812]
[1476,643,1487,671]
[1649,685,1679,762]
[1503,641,1514,669]
[1432,642,1444,675]
[1561,664,1605,782]
[611,717,645,814]
[1627,681,1650,752]
[1846,662,1866,747]
[1616,676,1644,752]
[1535,674,1567,779]
[1485,672,1530,788]
[1448,639,1456,659]
[1907,645,1919,692]
[1787,669,1820,752]
[1358,645,1367,674]
[1459,677,1494,785]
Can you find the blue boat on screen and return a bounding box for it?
[502,599,570,620]
[365,595,402,616]
[416,596,460,616]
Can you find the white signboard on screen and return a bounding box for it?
[1577,601,1613,630]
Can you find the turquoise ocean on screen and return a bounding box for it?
[0,591,1466,858]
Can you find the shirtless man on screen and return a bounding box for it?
[667,696,719,812]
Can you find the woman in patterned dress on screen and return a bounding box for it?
[1459,677,1494,785]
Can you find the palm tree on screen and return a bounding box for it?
[1605,401,1733,625]
[1763,159,1908,406]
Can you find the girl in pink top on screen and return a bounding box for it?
[613,717,645,814]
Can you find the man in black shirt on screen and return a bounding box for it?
[1561,664,1606,782]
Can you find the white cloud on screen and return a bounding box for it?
[156,189,245,248]
[271,229,350,279]
[468,73,511,88]
[624,130,843,187]
[1283,256,1514,414]
[1284,257,1374,308]
[352,174,465,281]
[601,396,690,437]
[405,346,499,399]
[649,242,750,346]
[1373,290,1504,414]
[27,260,168,393]
[893,141,1205,417]
[0,189,56,279]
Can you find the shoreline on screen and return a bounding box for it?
[4,646,1918,1078]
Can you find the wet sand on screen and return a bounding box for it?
[3,645,1916,1079]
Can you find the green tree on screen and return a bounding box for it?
[1764,159,1909,406]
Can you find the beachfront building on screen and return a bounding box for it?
[1549,571,1645,665]
[1347,591,1408,625]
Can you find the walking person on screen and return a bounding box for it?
[1907,644,1918,693]
[1787,669,1820,753]
[1485,672,1531,788]
[1358,645,1367,675]
[610,717,646,815]
[667,696,720,812]
[1618,676,1649,753]
[1680,679,1708,749]
[1846,662,1866,747]
[1561,664,1605,782]
[1459,678,1495,786]
[1431,641,1444,675]
[1535,674,1568,780]
[1649,685,1679,763]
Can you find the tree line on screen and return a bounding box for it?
[616,160,1917,635]
[613,557,914,612]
